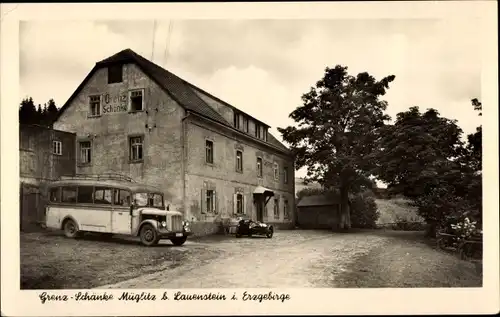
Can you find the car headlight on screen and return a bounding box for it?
[161,221,167,227]
[182,220,190,227]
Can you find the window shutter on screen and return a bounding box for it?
[214,191,218,214]
[243,195,246,215]
[233,193,237,215]
[201,189,206,214]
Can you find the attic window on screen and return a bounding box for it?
[129,89,144,112]
[108,64,123,84]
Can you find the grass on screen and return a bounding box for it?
[375,197,424,225]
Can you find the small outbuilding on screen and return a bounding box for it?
[296,194,341,229]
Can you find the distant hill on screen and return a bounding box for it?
[295,177,322,196]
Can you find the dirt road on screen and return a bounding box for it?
[98,230,481,289]
[21,229,482,289]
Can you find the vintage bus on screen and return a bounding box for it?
[45,174,191,246]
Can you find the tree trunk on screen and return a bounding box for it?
[339,186,351,230]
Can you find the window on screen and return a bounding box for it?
[274,198,280,218]
[108,64,123,84]
[79,141,92,164]
[114,189,131,206]
[205,140,214,164]
[236,193,243,214]
[263,128,268,141]
[52,141,62,155]
[284,200,289,219]
[129,136,144,162]
[273,162,279,180]
[77,186,94,204]
[284,167,289,184]
[257,157,263,177]
[49,187,60,202]
[61,187,77,203]
[206,189,215,213]
[234,113,240,129]
[133,193,163,208]
[236,150,243,172]
[94,187,113,204]
[89,95,101,117]
[243,117,249,133]
[255,124,261,138]
[129,89,144,112]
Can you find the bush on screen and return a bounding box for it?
[350,192,380,229]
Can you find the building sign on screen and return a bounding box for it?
[102,92,128,114]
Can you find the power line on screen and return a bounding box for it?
[163,20,173,67]
[150,20,157,61]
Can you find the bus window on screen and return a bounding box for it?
[94,187,113,205]
[61,187,77,203]
[49,187,60,202]
[77,186,94,204]
[114,189,131,206]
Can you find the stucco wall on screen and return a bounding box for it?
[53,63,185,210]
[184,115,295,225]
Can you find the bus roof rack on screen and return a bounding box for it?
[58,173,136,183]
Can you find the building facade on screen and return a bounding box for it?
[53,49,296,235]
[19,124,76,231]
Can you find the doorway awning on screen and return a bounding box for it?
[253,186,274,197]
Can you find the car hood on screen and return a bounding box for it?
[138,208,182,217]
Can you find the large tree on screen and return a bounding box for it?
[19,97,37,125]
[372,104,481,235]
[279,65,395,229]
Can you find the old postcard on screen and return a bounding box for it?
[1,1,498,316]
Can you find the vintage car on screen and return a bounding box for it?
[235,219,274,238]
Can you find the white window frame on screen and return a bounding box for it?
[129,136,144,162]
[79,141,92,164]
[274,198,280,218]
[206,140,214,164]
[52,140,62,155]
[128,89,145,112]
[206,189,215,213]
[257,157,263,178]
[273,162,279,180]
[236,150,243,172]
[284,199,289,219]
[88,95,101,117]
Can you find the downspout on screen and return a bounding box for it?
[181,111,191,219]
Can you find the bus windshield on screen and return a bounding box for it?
[133,193,164,208]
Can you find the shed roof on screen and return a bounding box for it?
[297,194,339,207]
[55,48,290,154]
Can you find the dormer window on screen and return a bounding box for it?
[108,64,123,84]
[234,113,241,129]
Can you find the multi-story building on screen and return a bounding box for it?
[53,48,295,235]
[19,124,76,230]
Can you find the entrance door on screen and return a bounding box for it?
[256,200,264,222]
[111,207,132,234]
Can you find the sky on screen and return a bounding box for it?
[19,19,482,179]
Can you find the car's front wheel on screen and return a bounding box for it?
[170,237,187,246]
[266,228,274,238]
[139,224,159,246]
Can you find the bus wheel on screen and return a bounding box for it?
[170,237,187,246]
[63,219,79,239]
[140,224,159,246]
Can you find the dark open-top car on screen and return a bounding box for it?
[235,219,274,238]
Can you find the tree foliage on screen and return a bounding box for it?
[19,97,59,126]
[279,65,395,229]
[373,101,482,236]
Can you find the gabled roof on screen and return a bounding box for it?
[55,48,290,154]
[297,194,339,207]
